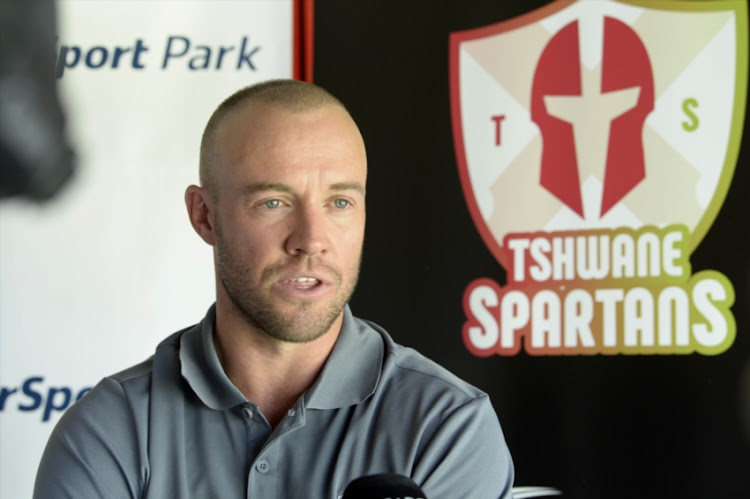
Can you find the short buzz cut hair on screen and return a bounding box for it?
[198,79,347,197]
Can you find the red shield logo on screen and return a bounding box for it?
[450,0,747,269]
[450,0,747,356]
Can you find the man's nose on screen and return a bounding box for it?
[285,204,329,256]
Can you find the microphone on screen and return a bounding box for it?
[342,473,427,499]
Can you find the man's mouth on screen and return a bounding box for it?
[288,277,321,290]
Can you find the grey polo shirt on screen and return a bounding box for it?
[34,305,514,498]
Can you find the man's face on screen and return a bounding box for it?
[210,102,367,343]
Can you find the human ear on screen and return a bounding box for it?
[185,185,216,246]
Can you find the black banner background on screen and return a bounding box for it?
[314,1,750,497]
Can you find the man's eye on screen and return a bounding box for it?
[333,199,350,209]
[263,199,282,209]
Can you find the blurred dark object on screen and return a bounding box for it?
[0,0,74,201]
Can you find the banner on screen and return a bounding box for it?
[451,0,746,357]
[0,1,297,496]
[313,0,750,496]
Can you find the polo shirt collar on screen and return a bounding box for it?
[180,305,247,410]
[180,304,384,412]
[305,305,383,409]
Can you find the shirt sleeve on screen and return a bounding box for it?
[33,377,147,499]
[413,394,515,499]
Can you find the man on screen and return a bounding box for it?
[34,79,514,498]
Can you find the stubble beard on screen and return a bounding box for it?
[214,220,361,344]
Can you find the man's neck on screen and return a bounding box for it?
[212,302,342,428]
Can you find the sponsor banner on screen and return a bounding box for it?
[450,0,747,357]
[0,1,295,496]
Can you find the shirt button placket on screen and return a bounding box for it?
[255,459,270,474]
[248,453,278,497]
[241,406,254,421]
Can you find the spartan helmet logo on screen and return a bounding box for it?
[531,16,655,218]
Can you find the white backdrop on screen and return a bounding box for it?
[0,1,294,496]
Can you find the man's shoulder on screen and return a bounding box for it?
[108,356,154,383]
[390,342,485,398]
[106,327,186,383]
[77,325,194,410]
[359,318,487,402]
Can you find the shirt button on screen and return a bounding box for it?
[241,406,253,420]
[255,459,270,474]
[287,408,296,417]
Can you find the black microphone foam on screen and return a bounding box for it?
[342,473,427,499]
